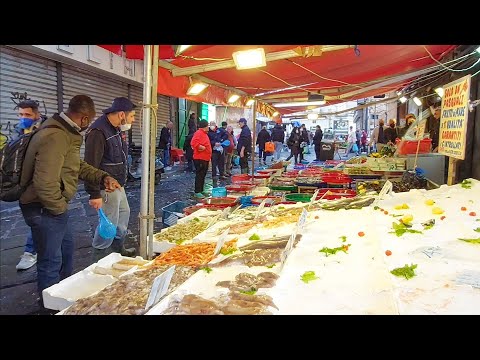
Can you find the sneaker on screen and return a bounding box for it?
[16,252,37,270]
[194,193,205,199]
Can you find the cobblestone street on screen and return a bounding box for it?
[0,167,199,315]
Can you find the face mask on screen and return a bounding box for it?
[120,123,132,131]
[18,117,35,129]
[210,126,216,130]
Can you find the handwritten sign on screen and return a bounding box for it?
[145,265,176,310]
[213,228,230,256]
[281,228,298,268]
[438,75,471,160]
[456,270,480,289]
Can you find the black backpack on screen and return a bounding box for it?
[0,125,60,202]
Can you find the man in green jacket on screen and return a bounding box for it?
[19,95,121,299]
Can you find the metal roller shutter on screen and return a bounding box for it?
[129,85,172,148]
[0,46,58,143]
[62,65,128,157]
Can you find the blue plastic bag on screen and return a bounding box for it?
[352,143,359,153]
[221,139,230,147]
[98,208,116,240]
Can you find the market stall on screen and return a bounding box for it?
[44,175,480,315]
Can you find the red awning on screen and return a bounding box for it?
[98,45,457,116]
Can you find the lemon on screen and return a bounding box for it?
[402,203,410,209]
[432,207,444,215]
[394,204,404,210]
[402,214,413,224]
[425,199,435,206]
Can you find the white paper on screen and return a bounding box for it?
[145,265,176,310]
[213,228,230,256]
[456,270,480,289]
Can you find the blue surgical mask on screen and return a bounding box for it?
[18,117,35,129]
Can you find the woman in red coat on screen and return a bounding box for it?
[190,120,212,199]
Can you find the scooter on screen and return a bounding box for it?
[128,143,164,185]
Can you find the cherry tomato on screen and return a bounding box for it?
[384,211,389,215]
[314,216,319,219]
[358,231,365,237]
[385,250,392,256]
[440,216,446,220]
[461,207,467,211]
[469,212,476,216]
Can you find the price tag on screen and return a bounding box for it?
[298,208,308,228]
[145,265,176,311]
[456,270,480,289]
[206,214,221,229]
[280,229,297,269]
[255,198,268,219]
[213,227,230,256]
[221,207,231,219]
[310,189,320,205]
[334,162,345,169]
[374,180,393,205]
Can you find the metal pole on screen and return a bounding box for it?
[139,45,152,259]
[147,45,159,260]
[251,100,257,175]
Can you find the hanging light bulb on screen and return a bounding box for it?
[434,87,445,98]
[399,96,407,103]
[413,97,422,106]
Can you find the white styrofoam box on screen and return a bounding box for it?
[43,253,151,311]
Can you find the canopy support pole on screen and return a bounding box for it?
[139,45,153,259]
[251,100,257,175]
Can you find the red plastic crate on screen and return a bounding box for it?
[396,139,432,155]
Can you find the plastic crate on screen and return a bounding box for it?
[396,139,432,155]
[161,201,189,227]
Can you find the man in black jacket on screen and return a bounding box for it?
[313,125,323,161]
[159,121,173,170]
[208,121,228,185]
[256,125,271,165]
[270,122,285,161]
[237,118,252,174]
[84,97,137,260]
[183,128,195,172]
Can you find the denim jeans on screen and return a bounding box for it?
[24,231,36,255]
[20,203,73,293]
[92,188,130,250]
[211,151,225,178]
[274,141,283,160]
[163,147,170,167]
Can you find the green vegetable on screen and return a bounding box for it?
[249,233,260,241]
[240,289,258,295]
[461,179,472,189]
[175,239,187,245]
[220,247,237,256]
[390,222,423,237]
[266,264,276,269]
[193,217,200,222]
[392,214,403,217]
[201,267,213,273]
[319,244,351,256]
[474,228,480,233]
[339,235,347,243]
[458,237,480,244]
[301,271,319,283]
[374,206,380,210]
[390,264,418,280]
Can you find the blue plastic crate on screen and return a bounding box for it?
[161,200,189,227]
